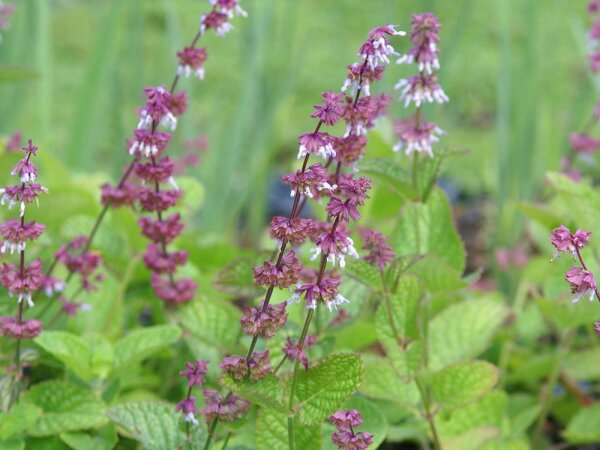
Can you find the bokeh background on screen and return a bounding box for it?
[0,0,594,254]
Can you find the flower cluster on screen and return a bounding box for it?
[360,228,396,271]
[0,2,14,41]
[329,410,374,449]
[0,140,46,339]
[561,4,600,181]
[550,225,599,305]
[394,13,447,157]
[201,0,247,36]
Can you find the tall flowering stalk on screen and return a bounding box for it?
[561,2,600,181]
[394,12,447,196]
[37,0,246,312]
[173,25,404,449]
[0,140,47,405]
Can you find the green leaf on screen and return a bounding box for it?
[407,255,466,293]
[220,374,286,413]
[214,257,262,297]
[177,298,241,348]
[0,402,41,439]
[431,361,499,410]
[536,296,598,330]
[113,325,182,370]
[375,276,423,379]
[107,401,206,450]
[564,403,600,443]
[443,427,501,450]
[438,391,507,439]
[359,158,415,198]
[0,437,23,450]
[564,347,600,381]
[383,255,424,291]
[391,187,466,273]
[288,353,363,425]
[255,408,321,450]
[0,66,38,83]
[516,201,563,230]
[360,355,420,405]
[21,381,106,437]
[428,297,508,371]
[60,424,117,450]
[344,259,382,290]
[34,331,94,381]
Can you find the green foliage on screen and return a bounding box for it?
[428,297,508,370]
[176,298,241,349]
[256,409,321,450]
[21,381,106,437]
[287,353,363,425]
[430,361,499,410]
[59,425,118,450]
[564,403,600,443]
[113,324,182,370]
[106,401,206,450]
[391,187,466,273]
[221,374,286,413]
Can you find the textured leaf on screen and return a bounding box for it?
[360,355,420,405]
[375,276,423,379]
[288,353,363,425]
[0,402,41,439]
[220,374,286,413]
[428,298,508,370]
[443,426,501,450]
[177,299,241,348]
[391,187,466,273]
[107,401,206,450]
[564,403,600,443]
[21,381,106,436]
[431,361,499,410]
[564,347,600,381]
[383,254,424,291]
[407,255,466,293]
[113,325,181,369]
[359,158,415,198]
[536,297,598,330]
[35,331,94,381]
[438,391,507,439]
[60,424,117,450]
[255,408,321,450]
[214,257,262,297]
[344,259,382,290]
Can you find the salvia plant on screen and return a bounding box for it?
[2,1,600,450]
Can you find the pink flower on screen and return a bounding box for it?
[329,410,363,429]
[220,355,249,381]
[138,214,184,244]
[333,135,367,165]
[329,409,373,450]
[283,335,317,369]
[0,259,44,306]
[270,216,313,246]
[169,91,188,116]
[393,116,445,156]
[175,397,199,425]
[326,196,361,222]
[210,0,247,19]
[240,301,288,338]
[253,250,302,289]
[550,225,591,257]
[342,63,385,96]
[151,274,197,306]
[177,47,208,79]
[200,11,232,36]
[143,243,188,274]
[397,13,442,74]
[565,266,597,303]
[311,230,359,268]
[0,183,48,217]
[591,52,600,72]
[200,389,250,423]
[247,350,272,381]
[360,229,395,271]
[137,86,177,130]
[590,0,600,14]
[281,164,333,198]
[138,188,181,212]
[134,157,175,184]
[395,73,448,107]
[180,360,209,388]
[297,132,336,160]
[0,219,45,254]
[4,131,22,152]
[311,90,344,126]
[358,25,403,69]
[569,133,600,153]
[0,316,41,339]
[292,277,349,310]
[101,183,139,208]
[595,322,600,335]
[128,129,171,157]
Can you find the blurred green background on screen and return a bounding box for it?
[0,0,595,247]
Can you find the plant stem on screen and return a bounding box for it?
[220,432,232,450]
[203,416,219,450]
[415,378,442,450]
[287,308,315,450]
